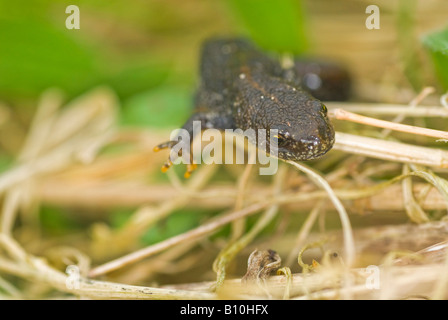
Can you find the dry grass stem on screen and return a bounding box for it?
[285,161,355,267]
[88,201,272,278]
[334,132,448,168]
[2,82,448,299]
[332,109,448,140]
[326,103,448,117]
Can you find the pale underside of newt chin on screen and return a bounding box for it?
[155,38,351,176]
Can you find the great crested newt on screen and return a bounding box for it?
[154,38,351,176]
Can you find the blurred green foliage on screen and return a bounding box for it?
[0,1,171,102]
[0,0,309,128]
[423,27,448,90]
[0,1,95,99]
[140,209,210,245]
[227,0,308,54]
[396,0,423,91]
[0,154,13,172]
[1,0,448,122]
[40,206,83,235]
[120,85,192,128]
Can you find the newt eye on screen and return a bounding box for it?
[272,132,289,148]
[312,101,327,114]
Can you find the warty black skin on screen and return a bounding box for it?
[158,38,349,162]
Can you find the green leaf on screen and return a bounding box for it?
[422,27,448,90]
[109,209,134,229]
[39,206,82,235]
[120,86,192,128]
[103,61,170,99]
[226,0,308,54]
[396,0,423,90]
[0,5,100,99]
[0,1,172,101]
[140,209,206,245]
[0,154,13,174]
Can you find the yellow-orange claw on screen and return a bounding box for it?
[161,160,173,173]
[153,146,161,152]
[184,163,198,179]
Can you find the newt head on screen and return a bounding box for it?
[234,67,335,162]
[261,90,335,161]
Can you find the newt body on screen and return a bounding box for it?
[156,38,350,173]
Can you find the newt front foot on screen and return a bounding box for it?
[154,141,197,178]
[184,163,198,178]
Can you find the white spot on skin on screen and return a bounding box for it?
[270,96,275,100]
[239,73,246,79]
[260,95,264,99]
